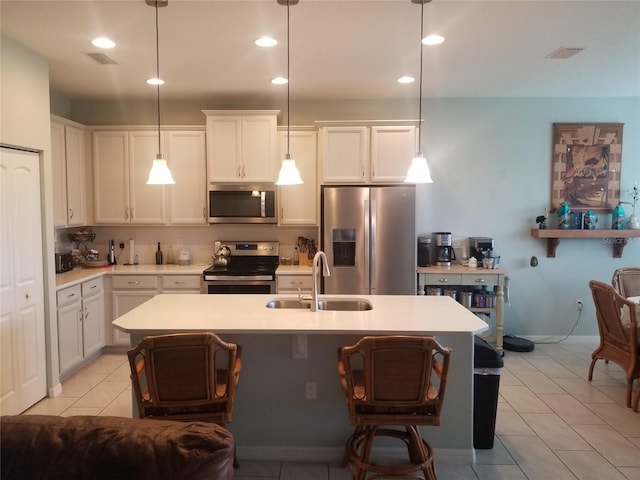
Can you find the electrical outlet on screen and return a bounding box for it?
[576,299,583,311]
[305,381,317,400]
[119,242,125,249]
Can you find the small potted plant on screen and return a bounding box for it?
[625,182,639,229]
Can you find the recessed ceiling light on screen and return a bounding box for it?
[92,37,116,49]
[146,78,164,86]
[256,37,278,47]
[271,77,288,85]
[398,76,415,84]
[422,34,445,46]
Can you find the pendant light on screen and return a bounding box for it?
[146,0,175,185]
[275,0,303,185]
[405,0,434,184]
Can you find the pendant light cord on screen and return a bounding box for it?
[155,2,162,154]
[418,1,424,154]
[286,1,291,156]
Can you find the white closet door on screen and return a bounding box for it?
[0,147,46,415]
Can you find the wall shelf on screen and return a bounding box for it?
[530,228,640,258]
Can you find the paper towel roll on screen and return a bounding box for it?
[129,239,135,265]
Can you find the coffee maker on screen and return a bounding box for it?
[469,237,494,262]
[432,232,455,267]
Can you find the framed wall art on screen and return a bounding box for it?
[551,123,624,212]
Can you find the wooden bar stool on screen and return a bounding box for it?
[337,335,451,479]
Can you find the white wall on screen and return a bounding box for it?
[1,34,61,395]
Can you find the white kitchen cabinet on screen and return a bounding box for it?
[57,278,104,376]
[111,275,158,346]
[165,130,207,224]
[204,110,279,183]
[51,118,87,227]
[319,123,417,184]
[93,129,205,225]
[160,275,202,293]
[278,129,318,225]
[276,274,313,294]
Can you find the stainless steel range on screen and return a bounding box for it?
[203,241,279,294]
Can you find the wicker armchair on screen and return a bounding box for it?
[588,280,639,410]
[128,333,242,463]
[612,267,640,298]
[337,335,451,480]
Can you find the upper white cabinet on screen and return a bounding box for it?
[278,128,318,226]
[318,123,417,184]
[203,110,279,183]
[51,117,87,227]
[165,130,207,225]
[93,128,206,225]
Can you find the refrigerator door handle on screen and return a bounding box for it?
[370,199,377,291]
[364,199,370,291]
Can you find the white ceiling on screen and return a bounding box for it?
[1,0,639,102]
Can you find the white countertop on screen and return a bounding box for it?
[112,293,489,336]
[55,264,209,288]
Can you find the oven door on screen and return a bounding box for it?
[204,278,275,294]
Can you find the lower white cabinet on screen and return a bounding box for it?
[276,274,313,294]
[57,278,104,376]
[109,274,202,345]
[111,275,158,346]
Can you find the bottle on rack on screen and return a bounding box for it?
[612,202,625,230]
[293,247,299,265]
[155,242,163,265]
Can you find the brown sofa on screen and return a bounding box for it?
[0,415,234,480]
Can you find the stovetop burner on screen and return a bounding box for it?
[203,241,279,279]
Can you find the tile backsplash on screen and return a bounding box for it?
[56,225,317,267]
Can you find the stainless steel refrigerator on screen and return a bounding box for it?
[321,185,416,295]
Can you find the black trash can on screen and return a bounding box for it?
[473,336,503,449]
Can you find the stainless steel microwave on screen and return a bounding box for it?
[208,184,277,224]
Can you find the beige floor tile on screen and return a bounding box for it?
[83,353,128,374]
[475,436,516,465]
[495,403,536,436]
[104,361,131,382]
[499,436,577,479]
[618,466,640,480]
[59,371,108,397]
[498,368,523,386]
[628,437,640,448]
[538,393,606,425]
[554,377,615,404]
[501,354,537,372]
[527,358,579,378]
[472,464,527,480]
[511,370,565,394]
[583,402,640,438]
[520,413,592,450]
[61,407,102,416]
[555,450,627,480]
[573,424,640,467]
[72,381,130,408]
[434,463,478,479]
[594,384,631,407]
[233,460,282,477]
[22,396,77,416]
[499,385,552,414]
[99,387,133,417]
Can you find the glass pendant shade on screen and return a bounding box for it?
[404,153,433,183]
[146,154,175,184]
[276,154,303,185]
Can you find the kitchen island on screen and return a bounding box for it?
[113,294,488,463]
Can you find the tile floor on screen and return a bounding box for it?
[23,340,640,480]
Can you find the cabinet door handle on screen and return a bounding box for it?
[237,165,241,178]
[129,208,134,219]
[174,281,187,286]
[203,207,207,219]
[128,281,141,286]
[83,307,89,320]
[290,281,303,286]
[475,278,486,283]
[438,278,449,283]
[69,208,74,219]
[90,285,97,290]
[124,208,129,220]
[242,165,246,178]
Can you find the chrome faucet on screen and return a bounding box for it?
[301,250,331,311]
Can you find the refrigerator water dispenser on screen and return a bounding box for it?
[332,229,356,266]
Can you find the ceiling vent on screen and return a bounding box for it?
[85,52,118,65]
[545,47,585,59]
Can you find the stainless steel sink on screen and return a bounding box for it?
[317,299,372,311]
[265,298,372,311]
[265,299,311,309]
